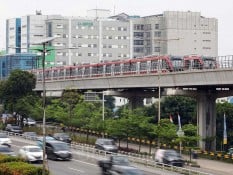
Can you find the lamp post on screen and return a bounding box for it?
[32,37,57,175]
[155,38,181,121]
[154,38,181,148]
[102,91,105,138]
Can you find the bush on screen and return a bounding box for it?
[0,162,49,175]
[0,154,24,163]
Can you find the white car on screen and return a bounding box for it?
[0,133,12,146]
[18,145,45,163]
[23,118,36,126]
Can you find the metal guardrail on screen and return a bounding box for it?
[69,142,211,175]
[2,131,212,175]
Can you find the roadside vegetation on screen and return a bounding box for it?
[0,154,48,175]
[0,69,233,155]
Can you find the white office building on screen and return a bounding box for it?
[5,10,218,66]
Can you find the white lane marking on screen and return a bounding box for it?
[68,167,85,173]
[72,159,98,167]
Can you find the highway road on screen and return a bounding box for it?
[2,132,233,175]
[9,135,168,175]
[11,133,233,175]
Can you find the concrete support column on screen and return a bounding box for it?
[197,92,216,151]
[128,96,144,110]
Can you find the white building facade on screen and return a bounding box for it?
[5,10,218,66]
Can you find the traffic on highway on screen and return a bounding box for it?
[0,130,219,175]
[0,131,163,175]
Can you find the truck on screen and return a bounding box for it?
[98,155,143,175]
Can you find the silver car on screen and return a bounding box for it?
[18,145,44,163]
[95,138,118,153]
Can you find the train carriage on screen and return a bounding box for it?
[90,62,105,77]
[32,54,219,82]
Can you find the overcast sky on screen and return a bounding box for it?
[0,0,233,56]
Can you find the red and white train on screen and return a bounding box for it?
[32,55,218,81]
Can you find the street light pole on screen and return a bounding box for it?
[32,37,57,175]
[102,92,105,138]
[42,42,46,175]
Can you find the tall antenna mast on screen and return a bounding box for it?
[95,0,98,20]
[113,0,116,15]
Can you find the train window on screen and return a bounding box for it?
[131,62,137,71]
[45,70,51,79]
[151,60,159,70]
[66,68,71,76]
[92,66,98,75]
[59,69,64,77]
[98,66,103,74]
[122,63,130,72]
[71,68,76,76]
[114,63,121,73]
[53,70,58,78]
[84,67,90,76]
[77,67,83,76]
[161,60,169,69]
[193,59,201,68]
[202,57,216,68]
[140,62,147,70]
[106,65,111,74]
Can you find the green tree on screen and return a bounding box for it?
[156,119,177,147]
[162,96,196,124]
[14,95,42,126]
[180,123,199,148]
[61,90,82,126]
[1,69,36,113]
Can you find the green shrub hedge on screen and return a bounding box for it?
[0,154,49,175]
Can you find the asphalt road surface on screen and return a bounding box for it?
[9,136,163,175]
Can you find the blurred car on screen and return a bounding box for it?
[110,165,144,175]
[36,136,55,148]
[155,149,184,167]
[0,133,12,146]
[5,124,23,134]
[227,148,233,156]
[99,155,143,175]
[53,133,72,143]
[18,145,44,163]
[23,132,38,140]
[45,140,72,160]
[95,138,118,153]
[23,118,36,126]
[0,145,16,156]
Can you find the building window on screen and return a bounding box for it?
[203,47,211,50]
[134,40,144,45]
[154,47,160,52]
[56,24,64,29]
[145,24,151,30]
[154,31,161,37]
[118,27,127,31]
[133,47,144,53]
[155,24,159,29]
[134,32,144,38]
[145,32,151,38]
[134,24,144,30]
[145,47,151,53]
[63,34,68,38]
